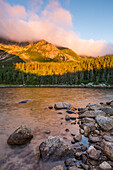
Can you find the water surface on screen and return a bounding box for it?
[0,88,113,170]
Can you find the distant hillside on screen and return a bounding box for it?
[0,38,81,64]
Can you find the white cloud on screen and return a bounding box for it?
[0,0,113,56]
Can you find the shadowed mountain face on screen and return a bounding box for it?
[0,38,81,63]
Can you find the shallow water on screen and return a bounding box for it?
[0,87,113,170]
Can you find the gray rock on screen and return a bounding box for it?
[103,140,113,161]
[83,123,96,132]
[84,126,90,137]
[96,115,113,131]
[7,125,33,145]
[54,102,71,109]
[39,136,74,161]
[101,107,113,116]
[86,103,103,111]
[73,134,82,142]
[88,148,101,160]
[82,117,95,123]
[51,165,64,170]
[79,110,106,118]
[103,135,113,142]
[65,115,70,121]
[75,152,82,157]
[99,161,112,170]
[67,167,83,170]
[89,135,100,143]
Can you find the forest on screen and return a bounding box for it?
[0,55,113,85]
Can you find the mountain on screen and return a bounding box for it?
[0,38,81,64]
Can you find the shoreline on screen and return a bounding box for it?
[0,84,113,88]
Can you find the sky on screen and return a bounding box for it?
[0,0,113,56]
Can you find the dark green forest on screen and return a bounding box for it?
[0,55,113,85]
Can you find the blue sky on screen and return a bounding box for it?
[0,0,113,56]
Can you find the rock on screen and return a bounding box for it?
[75,152,82,158]
[64,160,72,166]
[57,112,63,114]
[88,148,101,160]
[67,167,83,170]
[101,107,113,116]
[86,103,102,111]
[81,154,87,164]
[81,146,87,151]
[70,117,76,120]
[103,135,113,142]
[103,140,113,161]
[83,123,96,132]
[84,126,90,137]
[44,130,51,134]
[99,161,112,170]
[95,115,113,131]
[78,108,85,111]
[94,130,100,135]
[80,129,84,134]
[73,134,82,142]
[48,106,53,109]
[54,102,71,110]
[88,135,100,143]
[87,146,95,154]
[79,110,106,118]
[110,101,113,108]
[82,118,95,123]
[51,165,64,170]
[18,100,30,104]
[7,125,33,145]
[65,115,70,121]
[72,158,76,162]
[81,164,89,170]
[66,110,75,114]
[39,136,74,161]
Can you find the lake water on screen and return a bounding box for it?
[0,87,113,170]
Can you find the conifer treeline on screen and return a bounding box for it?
[0,55,113,85]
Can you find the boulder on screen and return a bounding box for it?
[51,165,64,170]
[88,148,101,160]
[39,136,74,161]
[7,125,33,145]
[103,135,113,142]
[88,135,100,143]
[73,134,82,142]
[103,140,113,161]
[99,161,112,170]
[79,110,106,118]
[54,102,71,110]
[96,115,113,131]
[86,103,103,110]
[101,107,113,116]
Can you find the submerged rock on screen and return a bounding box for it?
[79,110,106,118]
[96,115,113,131]
[103,140,113,161]
[18,100,30,104]
[39,136,74,161]
[7,125,33,145]
[65,115,70,121]
[54,102,71,110]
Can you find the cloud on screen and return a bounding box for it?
[0,0,113,56]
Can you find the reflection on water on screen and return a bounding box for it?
[0,88,113,170]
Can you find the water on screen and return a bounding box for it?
[0,87,113,170]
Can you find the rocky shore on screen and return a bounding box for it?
[6,100,113,170]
